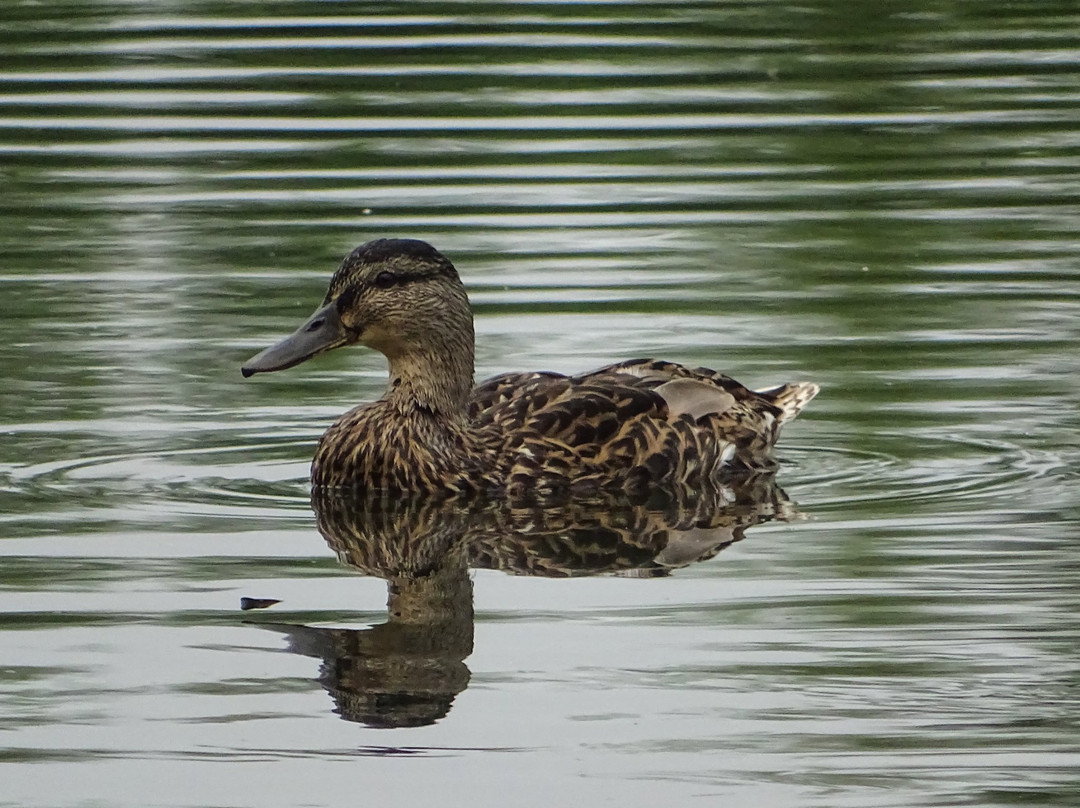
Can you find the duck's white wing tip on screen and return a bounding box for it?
[755,381,820,424]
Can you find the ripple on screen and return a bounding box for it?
[5,419,1072,533]
[3,110,1073,135]
[783,431,1076,524]
[2,440,315,529]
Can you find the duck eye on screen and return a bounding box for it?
[374,271,398,289]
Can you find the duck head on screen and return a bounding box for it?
[242,238,476,413]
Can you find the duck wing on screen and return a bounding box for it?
[468,359,813,498]
[584,358,817,423]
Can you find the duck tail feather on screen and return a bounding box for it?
[755,381,820,424]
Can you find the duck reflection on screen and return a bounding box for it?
[260,479,795,727]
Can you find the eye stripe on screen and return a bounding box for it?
[335,287,356,312]
[372,270,443,290]
[335,269,446,309]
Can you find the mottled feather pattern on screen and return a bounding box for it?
[460,358,804,500]
[312,400,487,493]
[754,380,822,425]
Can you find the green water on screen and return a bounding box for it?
[2,2,1079,806]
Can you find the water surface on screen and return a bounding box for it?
[2,2,1079,806]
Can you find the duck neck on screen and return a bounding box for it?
[384,332,475,421]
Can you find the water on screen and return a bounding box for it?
[2,1,1080,805]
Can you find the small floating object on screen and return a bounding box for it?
[240,597,282,611]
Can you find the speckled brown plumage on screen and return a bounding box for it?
[242,239,819,499]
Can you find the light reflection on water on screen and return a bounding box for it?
[2,0,1080,806]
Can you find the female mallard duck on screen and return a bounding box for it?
[242,239,818,499]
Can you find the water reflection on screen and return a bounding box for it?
[262,478,795,728]
[264,557,473,729]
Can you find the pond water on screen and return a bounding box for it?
[2,2,1079,806]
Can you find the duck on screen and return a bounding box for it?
[242,238,818,499]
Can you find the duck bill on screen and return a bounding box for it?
[242,301,349,377]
